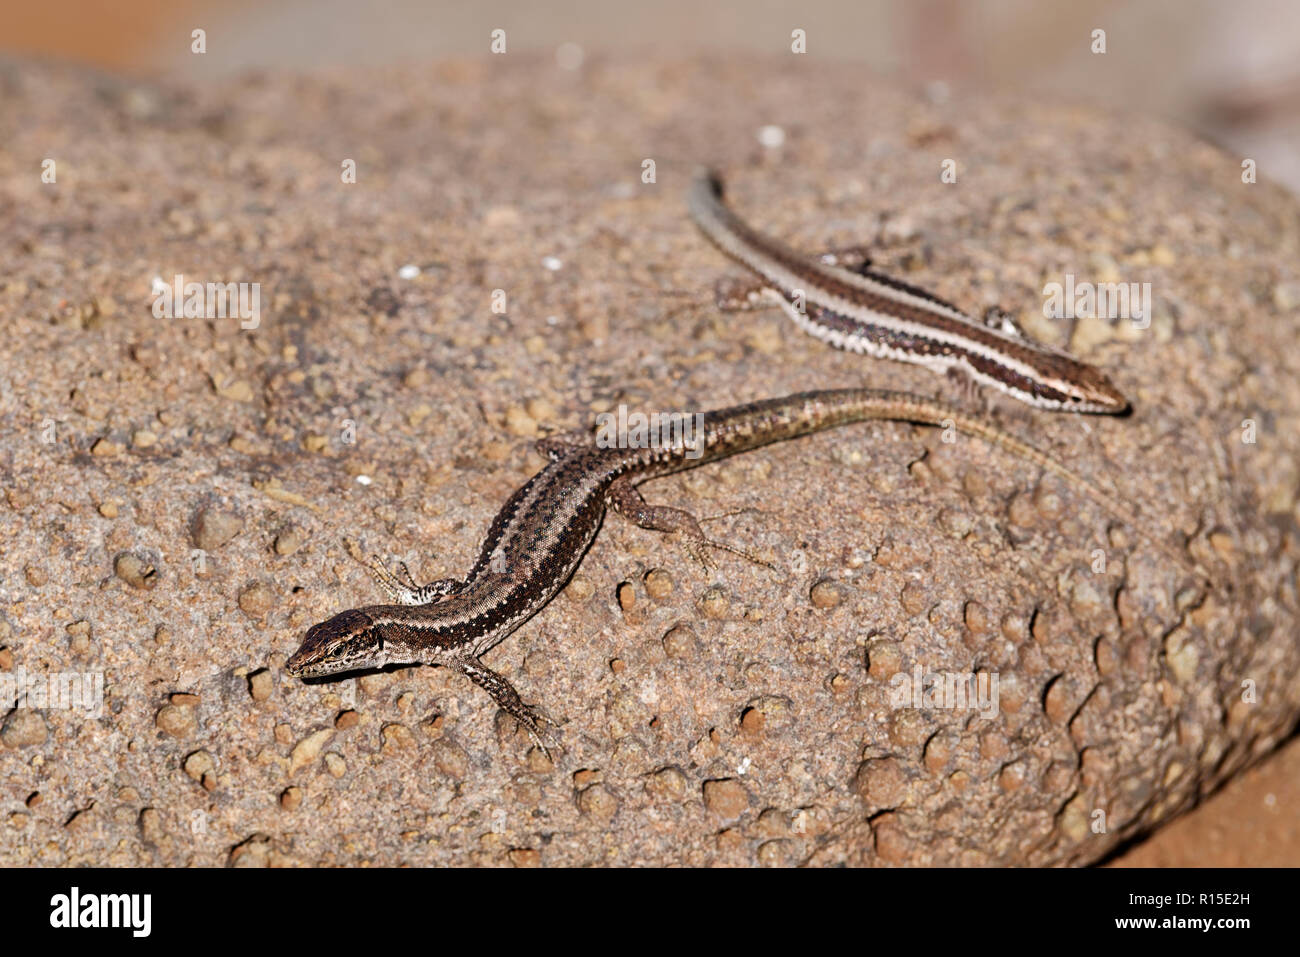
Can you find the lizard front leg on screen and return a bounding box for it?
[365,555,463,605]
[456,656,559,759]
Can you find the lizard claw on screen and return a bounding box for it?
[515,704,564,761]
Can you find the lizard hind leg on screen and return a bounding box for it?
[714,275,773,312]
[817,244,875,275]
[606,474,775,573]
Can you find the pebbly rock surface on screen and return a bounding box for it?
[0,55,1297,866]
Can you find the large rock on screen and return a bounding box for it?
[0,56,1296,865]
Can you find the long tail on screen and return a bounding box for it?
[700,389,1206,581]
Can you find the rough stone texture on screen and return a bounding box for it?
[0,55,1297,866]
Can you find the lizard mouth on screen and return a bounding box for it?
[283,650,313,677]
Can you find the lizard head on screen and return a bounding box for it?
[1008,347,1131,414]
[286,608,385,678]
[1046,357,1130,414]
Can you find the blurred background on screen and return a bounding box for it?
[3,0,1296,866]
[4,0,1300,189]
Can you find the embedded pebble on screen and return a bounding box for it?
[1059,794,1091,842]
[155,702,196,738]
[273,527,305,556]
[757,838,800,867]
[809,579,842,609]
[924,734,953,772]
[431,739,469,779]
[871,812,911,864]
[1,710,48,748]
[114,552,157,590]
[963,600,992,637]
[874,539,926,570]
[865,639,902,679]
[662,623,699,659]
[899,581,929,616]
[504,406,538,437]
[138,808,166,845]
[741,695,793,734]
[645,766,688,802]
[191,507,243,550]
[66,620,92,657]
[565,576,595,603]
[1007,492,1038,528]
[938,506,974,538]
[644,568,673,599]
[1071,315,1117,353]
[289,728,334,773]
[215,378,255,403]
[754,807,790,839]
[66,806,98,836]
[381,723,416,754]
[1165,630,1200,684]
[616,581,636,613]
[698,586,729,619]
[525,397,555,422]
[577,784,618,823]
[889,709,929,748]
[1095,637,1119,676]
[998,761,1026,792]
[1273,279,1300,310]
[702,778,749,820]
[238,581,275,618]
[980,730,1010,761]
[183,750,217,790]
[1032,484,1065,521]
[1043,676,1075,724]
[998,673,1026,713]
[247,669,273,701]
[508,848,541,867]
[853,757,906,809]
